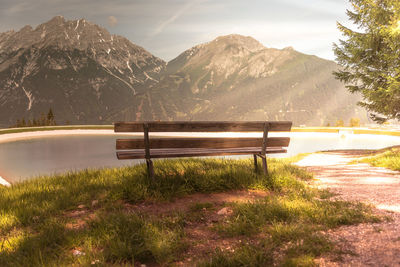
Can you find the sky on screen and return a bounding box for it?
[0,0,353,61]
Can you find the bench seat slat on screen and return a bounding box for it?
[116,137,290,149]
[116,147,287,160]
[115,121,292,132]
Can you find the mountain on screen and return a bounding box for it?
[0,16,165,126]
[141,34,366,125]
[0,18,366,127]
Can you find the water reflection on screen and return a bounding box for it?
[1,132,400,183]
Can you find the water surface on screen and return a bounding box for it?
[1,132,400,183]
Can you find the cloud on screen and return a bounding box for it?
[149,0,206,38]
[107,15,118,27]
[6,2,30,14]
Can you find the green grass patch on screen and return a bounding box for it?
[291,127,400,137]
[0,210,186,266]
[202,168,379,266]
[203,196,378,266]
[189,202,214,212]
[0,158,380,266]
[0,125,113,135]
[86,211,186,265]
[198,245,275,267]
[215,198,378,236]
[358,148,400,171]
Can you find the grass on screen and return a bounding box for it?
[86,211,186,265]
[357,148,400,171]
[2,124,400,138]
[291,127,400,136]
[0,125,113,135]
[0,158,380,266]
[203,174,379,266]
[215,198,377,237]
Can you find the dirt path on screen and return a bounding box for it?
[296,151,400,266]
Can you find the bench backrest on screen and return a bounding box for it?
[114,121,291,132]
[115,121,292,150]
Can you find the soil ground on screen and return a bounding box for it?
[296,151,400,266]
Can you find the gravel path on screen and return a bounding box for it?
[296,152,400,266]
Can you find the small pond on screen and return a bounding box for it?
[1,131,400,183]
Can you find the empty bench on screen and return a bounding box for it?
[114,121,292,178]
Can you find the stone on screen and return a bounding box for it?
[91,200,99,207]
[217,207,232,215]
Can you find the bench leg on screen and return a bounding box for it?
[262,157,268,175]
[146,159,154,179]
[253,154,258,173]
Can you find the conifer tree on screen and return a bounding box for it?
[334,0,400,123]
[39,113,46,126]
[47,108,55,125]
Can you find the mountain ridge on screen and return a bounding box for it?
[0,17,366,127]
[0,16,165,126]
[140,33,365,125]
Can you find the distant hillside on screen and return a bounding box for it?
[0,18,367,127]
[137,34,367,126]
[0,16,165,127]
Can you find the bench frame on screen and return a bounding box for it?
[114,121,292,178]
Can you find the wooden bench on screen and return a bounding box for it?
[114,121,292,178]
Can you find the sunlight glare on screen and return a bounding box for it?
[391,20,400,34]
[376,204,400,213]
[0,231,24,253]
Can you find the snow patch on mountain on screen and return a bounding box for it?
[21,87,34,111]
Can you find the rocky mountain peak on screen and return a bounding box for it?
[47,15,65,24]
[0,17,166,126]
[166,33,298,85]
[166,34,265,74]
[0,16,165,74]
[0,16,159,59]
[188,34,266,60]
[283,46,294,51]
[19,25,33,33]
[211,34,265,52]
